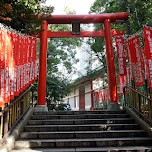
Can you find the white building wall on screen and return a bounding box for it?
[63,88,80,111]
[75,88,79,95]
[69,97,75,109]
[85,93,91,110]
[75,96,79,111]
[85,83,91,110]
[74,88,79,110]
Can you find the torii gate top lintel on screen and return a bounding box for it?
[44,12,129,24]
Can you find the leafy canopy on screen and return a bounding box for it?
[0,0,54,34]
[87,0,152,71]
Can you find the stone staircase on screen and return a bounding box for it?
[12,110,152,152]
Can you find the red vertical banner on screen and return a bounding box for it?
[115,35,127,76]
[29,37,32,84]
[8,31,14,100]
[126,35,144,86]
[22,36,26,90]
[32,37,35,83]
[13,33,18,96]
[126,67,131,86]
[133,35,144,86]
[17,34,21,95]
[4,30,10,103]
[115,35,125,58]
[118,75,126,94]
[0,28,2,106]
[93,91,99,102]
[24,36,28,89]
[20,35,23,92]
[27,36,30,86]
[143,26,152,90]
[31,37,35,83]
[15,34,19,96]
[126,41,133,82]
[127,37,137,63]
[31,37,34,83]
[25,36,28,88]
[141,47,148,79]
[33,37,37,81]
[0,28,4,107]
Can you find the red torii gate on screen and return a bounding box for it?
[36,12,129,111]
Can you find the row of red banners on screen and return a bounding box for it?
[93,89,110,102]
[0,26,38,107]
[115,26,152,94]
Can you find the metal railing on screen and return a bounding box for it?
[0,85,35,145]
[123,86,152,126]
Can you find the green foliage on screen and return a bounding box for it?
[84,0,152,89]
[90,0,152,33]
[46,76,75,103]
[46,19,82,103]
[87,0,152,73]
[47,24,81,76]
[0,0,54,34]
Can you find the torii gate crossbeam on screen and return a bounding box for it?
[37,12,129,111]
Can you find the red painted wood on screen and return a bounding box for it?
[36,30,124,38]
[43,12,129,24]
[37,20,48,105]
[46,30,124,38]
[90,81,94,110]
[47,30,104,38]
[79,84,85,111]
[104,19,117,103]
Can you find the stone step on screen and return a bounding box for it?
[30,114,130,120]
[11,146,152,152]
[20,130,146,139]
[33,110,126,115]
[24,123,140,132]
[27,118,135,125]
[14,137,152,149]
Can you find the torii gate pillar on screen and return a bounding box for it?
[36,20,48,112]
[104,19,119,110]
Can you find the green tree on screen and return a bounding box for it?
[45,9,82,105]
[90,0,152,34]
[87,0,152,72]
[46,31,81,104]
[47,23,81,77]
[0,0,54,34]
[46,75,75,104]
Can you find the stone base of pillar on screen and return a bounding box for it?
[34,105,48,112]
[107,103,121,111]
